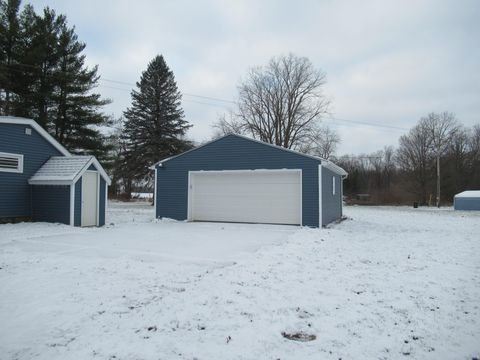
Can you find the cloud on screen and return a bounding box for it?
[29,0,480,154]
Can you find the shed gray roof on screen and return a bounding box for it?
[29,156,111,185]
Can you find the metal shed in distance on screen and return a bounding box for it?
[454,191,480,211]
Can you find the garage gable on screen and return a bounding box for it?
[155,134,319,169]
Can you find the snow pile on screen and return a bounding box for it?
[0,204,479,359]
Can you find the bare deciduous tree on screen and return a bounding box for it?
[214,53,331,149]
[423,112,460,207]
[212,112,245,138]
[298,124,340,159]
[396,120,433,204]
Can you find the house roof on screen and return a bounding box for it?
[455,190,480,198]
[150,133,348,177]
[28,156,112,185]
[0,116,71,156]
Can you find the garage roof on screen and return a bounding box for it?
[29,156,111,185]
[150,133,348,177]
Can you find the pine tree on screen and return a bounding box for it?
[0,0,21,115]
[0,2,112,158]
[50,20,111,157]
[122,55,192,191]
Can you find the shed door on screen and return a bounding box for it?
[189,170,301,225]
[82,171,98,226]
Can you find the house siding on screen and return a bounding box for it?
[74,180,82,226]
[0,123,63,219]
[31,185,70,224]
[156,135,321,227]
[321,166,343,226]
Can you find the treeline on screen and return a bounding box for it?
[0,0,111,160]
[337,112,480,205]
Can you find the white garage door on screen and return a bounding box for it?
[188,170,301,225]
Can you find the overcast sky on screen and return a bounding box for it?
[30,0,480,154]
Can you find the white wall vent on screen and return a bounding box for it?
[0,152,24,173]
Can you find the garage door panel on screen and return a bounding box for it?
[189,170,301,225]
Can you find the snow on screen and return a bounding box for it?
[131,192,153,199]
[0,203,479,359]
[455,190,480,198]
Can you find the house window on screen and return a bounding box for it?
[0,152,24,173]
[332,176,336,195]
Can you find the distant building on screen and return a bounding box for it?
[454,191,480,211]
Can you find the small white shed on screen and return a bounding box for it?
[454,191,480,211]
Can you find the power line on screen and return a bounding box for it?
[324,120,406,134]
[99,78,408,131]
[325,115,408,131]
[97,84,233,108]
[100,78,236,104]
[1,62,410,133]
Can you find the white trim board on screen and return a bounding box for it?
[154,168,158,217]
[96,171,100,226]
[318,164,323,228]
[105,184,109,224]
[69,183,75,226]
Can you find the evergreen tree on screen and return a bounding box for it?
[0,0,21,115]
[0,2,112,158]
[122,55,192,191]
[50,20,111,157]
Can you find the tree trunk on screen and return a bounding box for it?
[124,178,132,199]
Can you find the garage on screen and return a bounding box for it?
[188,170,301,225]
[151,134,347,228]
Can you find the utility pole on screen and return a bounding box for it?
[436,155,441,208]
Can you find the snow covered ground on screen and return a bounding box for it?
[0,202,479,360]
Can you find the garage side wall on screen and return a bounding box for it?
[31,185,70,224]
[321,166,343,226]
[156,135,320,227]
